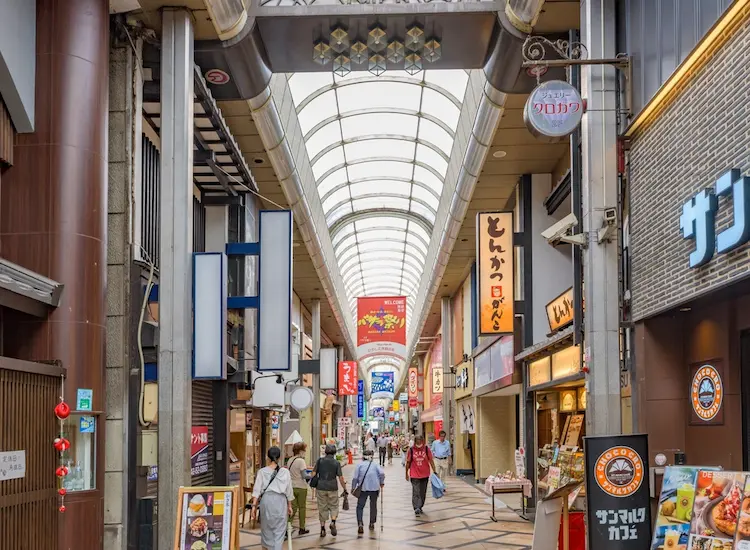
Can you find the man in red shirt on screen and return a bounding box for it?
[405,434,437,516]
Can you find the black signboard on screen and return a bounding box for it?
[584,434,652,550]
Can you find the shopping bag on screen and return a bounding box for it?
[342,491,350,511]
[430,473,445,499]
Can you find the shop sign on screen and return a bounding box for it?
[357,380,364,418]
[546,287,574,332]
[76,388,93,411]
[371,407,385,418]
[432,367,443,394]
[392,400,399,412]
[0,450,26,481]
[408,368,418,399]
[523,80,584,141]
[434,417,443,437]
[680,169,750,268]
[176,486,238,550]
[551,346,580,380]
[689,362,724,425]
[528,357,551,388]
[459,400,475,434]
[338,361,358,395]
[476,212,514,335]
[371,372,395,399]
[356,296,407,360]
[408,397,417,408]
[191,426,210,477]
[456,365,469,389]
[584,434,652,549]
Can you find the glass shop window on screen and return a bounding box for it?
[61,414,97,492]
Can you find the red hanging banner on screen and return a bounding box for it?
[338,361,358,395]
[356,296,407,360]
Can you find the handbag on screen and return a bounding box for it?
[309,459,321,489]
[351,460,373,499]
[252,466,280,527]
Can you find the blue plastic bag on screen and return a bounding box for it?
[430,473,445,499]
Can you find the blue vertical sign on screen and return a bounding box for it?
[357,379,364,419]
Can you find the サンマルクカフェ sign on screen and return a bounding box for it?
[476,212,514,335]
[546,288,574,332]
[680,168,750,268]
[689,361,724,426]
[584,434,652,550]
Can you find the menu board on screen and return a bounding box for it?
[688,471,747,550]
[564,414,584,447]
[650,466,721,550]
[174,486,239,550]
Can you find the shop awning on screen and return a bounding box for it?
[420,405,442,423]
[514,326,574,363]
[0,258,63,317]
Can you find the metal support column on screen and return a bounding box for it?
[580,0,622,435]
[441,297,452,450]
[157,9,194,549]
[312,299,321,461]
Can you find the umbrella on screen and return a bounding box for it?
[284,430,303,445]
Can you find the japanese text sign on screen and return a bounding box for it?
[371,372,395,399]
[524,79,584,141]
[477,212,514,335]
[408,368,418,399]
[338,361,358,395]
[357,296,407,360]
[546,287,574,332]
[0,450,26,481]
[357,380,364,418]
[585,434,652,550]
[191,426,210,477]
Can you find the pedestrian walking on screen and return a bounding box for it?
[365,432,376,454]
[286,442,310,536]
[405,435,436,516]
[251,447,294,550]
[431,430,451,490]
[377,434,387,466]
[311,444,348,538]
[387,435,394,465]
[351,450,385,535]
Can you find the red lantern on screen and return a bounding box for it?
[56,466,69,478]
[59,505,66,513]
[53,438,71,452]
[58,488,67,496]
[54,401,71,420]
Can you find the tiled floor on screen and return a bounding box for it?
[239,458,533,549]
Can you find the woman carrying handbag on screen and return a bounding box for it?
[351,450,385,535]
[251,447,294,550]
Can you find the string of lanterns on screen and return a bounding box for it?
[54,376,71,513]
[314,23,442,76]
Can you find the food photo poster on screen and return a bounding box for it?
[175,487,239,550]
[651,466,721,550]
[733,477,750,549]
[688,471,746,550]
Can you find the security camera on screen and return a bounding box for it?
[541,213,586,246]
[604,208,617,226]
[598,207,619,243]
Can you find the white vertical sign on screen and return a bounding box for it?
[258,210,293,372]
[193,252,227,379]
[319,348,337,390]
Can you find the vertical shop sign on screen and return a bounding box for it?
[338,361,358,395]
[191,426,210,477]
[356,296,407,359]
[408,368,418,401]
[476,212,514,335]
[584,434,651,550]
[357,380,364,418]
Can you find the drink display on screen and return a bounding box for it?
[664,529,680,549]
[676,483,695,521]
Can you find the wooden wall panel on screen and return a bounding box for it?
[0,99,14,167]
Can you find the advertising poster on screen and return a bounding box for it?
[371,372,395,399]
[371,407,385,418]
[688,470,747,550]
[338,361,358,395]
[357,380,364,418]
[734,477,750,548]
[356,296,407,360]
[476,212,514,335]
[177,488,236,550]
[584,434,652,550]
[650,466,721,550]
[191,427,210,477]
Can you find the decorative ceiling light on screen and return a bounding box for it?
[367,24,387,52]
[330,26,350,54]
[333,53,351,77]
[405,24,425,52]
[368,52,387,76]
[351,41,368,65]
[313,40,332,65]
[424,38,442,63]
[386,40,405,64]
[404,52,422,75]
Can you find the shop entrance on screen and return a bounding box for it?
[741,330,750,470]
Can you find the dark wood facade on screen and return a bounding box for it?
[0,0,109,548]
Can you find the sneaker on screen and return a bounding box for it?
[298,529,309,536]
[330,522,337,536]
[369,524,375,531]
[415,509,421,517]
[320,526,326,538]
[358,524,364,535]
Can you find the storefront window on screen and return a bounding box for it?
[528,357,551,387]
[61,414,97,492]
[551,345,580,380]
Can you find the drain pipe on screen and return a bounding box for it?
[248,84,358,357]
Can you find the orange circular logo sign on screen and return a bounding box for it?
[595,446,644,498]
[691,365,723,421]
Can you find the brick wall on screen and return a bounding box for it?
[629,9,750,321]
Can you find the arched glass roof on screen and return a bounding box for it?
[289,69,469,371]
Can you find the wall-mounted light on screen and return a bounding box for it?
[405,24,425,52]
[351,41,367,65]
[330,26,350,53]
[313,40,332,65]
[424,38,441,63]
[367,25,387,52]
[387,40,405,64]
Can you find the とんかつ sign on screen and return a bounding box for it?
[476,212,514,335]
[524,80,584,142]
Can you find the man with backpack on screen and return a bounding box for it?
[404,435,437,516]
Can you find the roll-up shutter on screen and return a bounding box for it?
[191,381,214,486]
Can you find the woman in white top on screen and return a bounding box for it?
[252,447,294,550]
